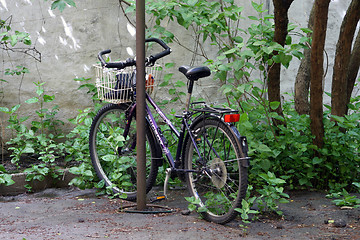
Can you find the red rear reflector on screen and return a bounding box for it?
[224,114,240,123]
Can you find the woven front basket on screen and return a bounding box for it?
[94,64,162,104]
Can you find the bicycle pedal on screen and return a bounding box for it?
[149,195,166,203]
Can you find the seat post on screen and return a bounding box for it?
[187,80,194,94]
[185,80,195,112]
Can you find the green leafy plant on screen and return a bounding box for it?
[235,185,259,223]
[326,188,360,208]
[0,82,67,190]
[64,78,100,190]
[1,17,32,47]
[0,165,14,186]
[236,198,259,223]
[185,196,208,214]
[65,107,97,190]
[1,66,29,82]
[25,81,64,134]
[255,171,289,215]
[4,82,65,168]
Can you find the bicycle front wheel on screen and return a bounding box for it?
[184,118,248,224]
[89,103,160,201]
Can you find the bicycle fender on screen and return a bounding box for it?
[229,125,250,168]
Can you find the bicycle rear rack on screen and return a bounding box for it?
[191,102,238,115]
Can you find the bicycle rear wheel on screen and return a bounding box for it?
[184,118,248,224]
[89,103,160,201]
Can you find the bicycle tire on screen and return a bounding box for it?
[89,103,160,201]
[184,117,248,224]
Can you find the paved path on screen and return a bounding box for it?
[1,187,360,239]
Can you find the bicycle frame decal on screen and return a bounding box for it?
[145,103,176,167]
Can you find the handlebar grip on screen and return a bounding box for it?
[152,48,171,61]
[105,62,126,69]
[98,49,111,67]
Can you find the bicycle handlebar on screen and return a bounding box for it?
[98,38,171,69]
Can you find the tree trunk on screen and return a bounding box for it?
[294,5,315,115]
[331,0,360,118]
[269,0,294,126]
[310,0,330,149]
[346,29,360,113]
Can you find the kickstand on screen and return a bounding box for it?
[163,168,171,199]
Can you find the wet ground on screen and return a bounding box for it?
[1,187,360,239]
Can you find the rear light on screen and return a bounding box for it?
[224,114,240,123]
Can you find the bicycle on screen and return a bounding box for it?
[89,38,250,224]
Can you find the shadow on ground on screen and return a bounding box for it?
[1,187,360,239]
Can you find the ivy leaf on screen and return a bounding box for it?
[221,84,233,95]
[240,50,255,58]
[300,28,313,34]
[251,1,264,13]
[43,95,55,102]
[3,175,15,186]
[248,16,259,21]
[187,0,198,6]
[312,157,323,165]
[0,165,7,173]
[0,107,9,113]
[331,115,345,123]
[83,170,93,177]
[352,182,360,189]
[188,203,197,212]
[10,35,17,46]
[11,104,21,113]
[64,0,76,7]
[233,60,244,71]
[258,144,272,152]
[259,159,271,171]
[292,50,304,60]
[51,0,76,12]
[165,63,175,68]
[281,55,292,68]
[23,147,35,154]
[270,101,280,110]
[174,81,186,87]
[25,97,39,104]
[223,48,237,55]
[239,113,248,123]
[163,73,173,82]
[233,36,243,43]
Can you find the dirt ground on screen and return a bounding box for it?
[1,187,360,240]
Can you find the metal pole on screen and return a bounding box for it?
[136,0,146,210]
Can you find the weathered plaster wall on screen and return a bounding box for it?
[0,0,359,142]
